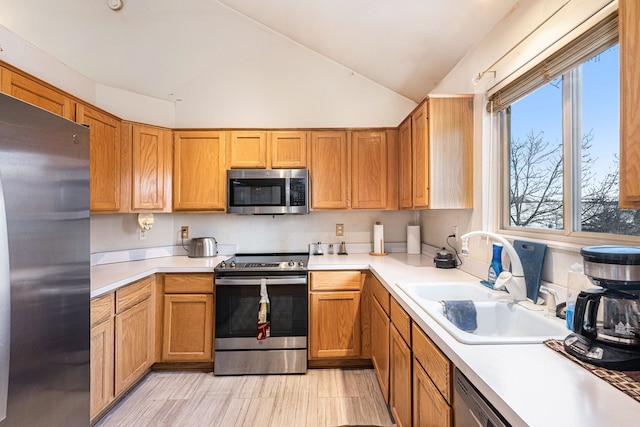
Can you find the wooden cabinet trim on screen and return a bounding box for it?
[370,275,390,315]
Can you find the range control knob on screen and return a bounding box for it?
[220,261,226,268]
[230,261,236,268]
[288,260,295,267]
[298,260,305,268]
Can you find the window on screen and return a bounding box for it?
[492,12,640,239]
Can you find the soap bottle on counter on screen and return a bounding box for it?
[488,243,503,284]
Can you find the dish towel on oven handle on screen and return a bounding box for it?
[257,278,271,340]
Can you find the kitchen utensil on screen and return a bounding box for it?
[513,240,547,302]
[188,237,218,257]
[564,246,640,370]
[434,247,456,269]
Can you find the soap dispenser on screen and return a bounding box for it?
[488,243,503,284]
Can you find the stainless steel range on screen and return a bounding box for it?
[214,253,308,375]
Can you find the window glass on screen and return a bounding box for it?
[508,78,564,230]
[577,44,640,235]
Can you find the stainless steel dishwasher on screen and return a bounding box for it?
[454,368,510,427]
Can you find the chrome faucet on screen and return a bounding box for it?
[460,231,527,302]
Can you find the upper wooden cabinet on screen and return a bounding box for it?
[0,66,75,120]
[122,123,172,212]
[405,96,473,209]
[173,131,226,211]
[77,104,123,213]
[620,0,640,208]
[227,131,268,169]
[351,130,398,210]
[270,131,308,168]
[309,131,350,209]
[399,117,413,210]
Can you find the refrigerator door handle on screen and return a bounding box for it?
[0,172,10,422]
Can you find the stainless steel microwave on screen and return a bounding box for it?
[227,169,310,214]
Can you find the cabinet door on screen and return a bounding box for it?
[309,290,361,358]
[77,104,123,213]
[399,117,413,209]
[412,101,429,209]
[390,324,412,427]
[620,0,640,208]
[130,124,171,211]
[429,97,473,209]
[173,131,226,211]
[270,131,307,168]
[115,298,153,395]
[413,360,452,427]
[162,294,213,361]
[351,131,387,209]
[227,131,268,168]
[90,319,114,419]
[0,67,75,119]
[371,296,390,403]
[309,131,350,209]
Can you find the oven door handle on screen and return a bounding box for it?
[215,277,307,286]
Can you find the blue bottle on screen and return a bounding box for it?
[487,243,503,284]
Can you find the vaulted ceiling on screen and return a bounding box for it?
[0,0,520,127]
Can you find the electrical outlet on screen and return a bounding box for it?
[453,225,459,241]
[180,226,189,239]
[336,224,344,236]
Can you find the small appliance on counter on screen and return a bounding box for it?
[188,237,218,257]
[564,246,640,370]
[434,247,457,269]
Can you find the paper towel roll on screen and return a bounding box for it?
[373,222,384,254]
[407,225,421,254]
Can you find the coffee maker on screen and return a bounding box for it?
[564,246,640,370]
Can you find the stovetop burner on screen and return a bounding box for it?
[214,252,309,275]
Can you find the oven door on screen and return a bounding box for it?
[215,276,308,347]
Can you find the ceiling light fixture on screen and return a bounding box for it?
[108,0,123,11]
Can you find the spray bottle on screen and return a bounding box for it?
[488,243,503,284]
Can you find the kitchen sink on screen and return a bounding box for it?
[397,281,569,344]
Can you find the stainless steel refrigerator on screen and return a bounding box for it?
[0,93,90,426]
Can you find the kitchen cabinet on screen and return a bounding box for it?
[309,131,350,209]
[399,117,413,209]
[0,65,75,120]
[114,276,154,395]
[309,270,367,360]
[620,0,640,208]
[161,274,214,362]
[390,298,412,427]
[77,103,124,213]
[369,273,390,403]
[90,293,115,420]
[412,323,453,427]
[405,96,473,209]
[173,131,226,211]
[227,131,268,169]
[270,131,308,168]
[351,130,399,210]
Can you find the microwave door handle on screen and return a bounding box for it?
[0,172,11,422]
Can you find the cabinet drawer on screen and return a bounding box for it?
[164,274,213,294]
[116,276,153,313]
[309,271,363,291]
[390,298,411,344]
[91,293,114,327]
[412,323,452,404]
[371,275,389,315]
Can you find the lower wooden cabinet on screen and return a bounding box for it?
[390,323,412,427]
[161,273,215,362]
[114,277,154,395]
[369,274,390,403]
[90,293,115,419]
[309,270,367,360]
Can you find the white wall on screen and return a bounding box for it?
[91,210,416,254]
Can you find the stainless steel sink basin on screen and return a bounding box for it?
[397,281,569,344]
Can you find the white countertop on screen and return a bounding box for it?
[91,253,639,426]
